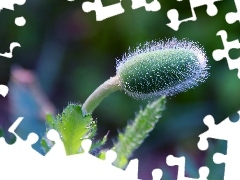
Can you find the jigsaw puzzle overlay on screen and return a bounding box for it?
[212,30,240,79]
[82,0,160,21]
[198,113,240,180]
[1,0,240,179]
[1,108,240,179]
[167,0,222,31]
[0,0,26,58]
[81,0,221,26]
[0,118,143,180]
[225,0,240,24]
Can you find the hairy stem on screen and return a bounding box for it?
[82,75,121,114]
[112,96,166,168]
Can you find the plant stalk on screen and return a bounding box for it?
[82,75,121,114]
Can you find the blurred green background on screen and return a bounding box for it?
[0,0,240,179]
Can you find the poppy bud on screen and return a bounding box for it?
[116,38,209,99]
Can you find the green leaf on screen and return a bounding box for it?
[40,137,54,154]
[45,103,97,155]
[0,127,3,137]
[46,113,54,129]
[91,131,109,153]
[113,96,166,168]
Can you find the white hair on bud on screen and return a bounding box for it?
[117,38,208,71]
[116,38,209,99]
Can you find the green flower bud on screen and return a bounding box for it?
[116,38,209,99]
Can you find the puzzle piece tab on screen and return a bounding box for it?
[0,42,21,58]
[131,0,161,12]
[44,129,66,157]
[152,169,163,180]
[0,85,9,97]
[166,155,209,180]
[0,0,26,11]
[167,0,222,31]
[198,112,240,180]
[0,0,26,57]
[82,0,124,21]
[0,85,16,144]
[212,30,240,79]
[3,117,41,157]
[225,0,240,24]
[0,117,42,179]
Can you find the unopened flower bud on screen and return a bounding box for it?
[116,38,209,99]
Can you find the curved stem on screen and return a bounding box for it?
[82,75,121,115]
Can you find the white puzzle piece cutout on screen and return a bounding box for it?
[225,0,240,24]
[0,0,26,58]
[0,42,21,58]
[198,112,240,180]
[167,0,222,31]
[212,30,240,79]
[166,155,209,180]
[0,0,26,11]
[0,118,142,180]
[82,0,124,21]
[0,85,9,97]
[131,0,161,12]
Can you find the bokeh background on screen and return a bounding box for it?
[0,0,240,179]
